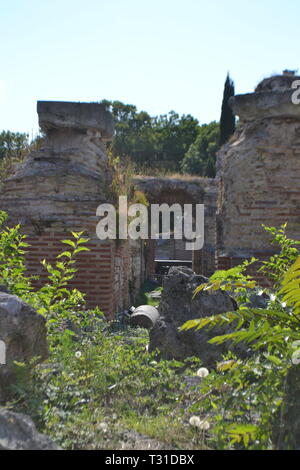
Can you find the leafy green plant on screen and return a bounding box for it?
[0,210,34,295]
[181,224,300,449]
[0,210,208,450]
[258,223,300,286]
[36,231,89,326]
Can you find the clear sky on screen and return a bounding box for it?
[1,0,299,137]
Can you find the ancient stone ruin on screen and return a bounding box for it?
[0,73,299,316]
[134,175,218,279]
[217,73,300,278]
[0,101,144,317]
[0,291,48,402]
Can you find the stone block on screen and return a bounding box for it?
[37,101,114,138]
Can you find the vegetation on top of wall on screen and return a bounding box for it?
[102,100,220,177]
[180,122,220,177]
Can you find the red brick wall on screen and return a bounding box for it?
[24,231,121,318]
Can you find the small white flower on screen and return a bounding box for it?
[189,416,201,427]
[281,302,287,308]
[198,419,210,431]
[98,422,108,432]
[257,290,264,296]
[270,294,276,302]
[196,367,209,378]
[189,416,210,431]
[75,351,82,358]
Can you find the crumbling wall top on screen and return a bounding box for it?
[230,73,300,122]
[37,101,114,139]
[255,73,300,92]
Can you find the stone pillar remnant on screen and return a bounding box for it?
[0,101,133,316]
[216,74,300,280]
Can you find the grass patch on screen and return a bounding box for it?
[134,279,162,307]
[10,316,205,450]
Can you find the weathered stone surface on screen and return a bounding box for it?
[231,73,300,122]
[37,101,114,138]
[0,293,48,402]
[0,100,143,316]
[231,89,300,122]
[149,267,237,364]
[217,73,300,265]
[0,409,60,450]
[255,73,299,93]
[133,175,215,204]
[0,101,114,230]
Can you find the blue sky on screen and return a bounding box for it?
[1,0,299,137]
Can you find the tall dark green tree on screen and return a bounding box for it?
[219,73,235,145]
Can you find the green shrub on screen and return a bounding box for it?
[0,210,206,450]
[181,224,300,449]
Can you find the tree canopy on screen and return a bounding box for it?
[0,131,29,160]
[180,122,220,177]
[101,100,200,173]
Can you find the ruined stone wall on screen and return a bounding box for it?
[155,238,193,261]
[217,74,300,278]
[112,239,145,312]
[5,76,299,314]
[0,101,142,317]
[134,176,217,278]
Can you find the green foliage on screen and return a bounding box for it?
[0,211,33,294]
[5,206,300,449]
[193,257,257,302]
[258,223,300,286]
[134,279,162,307]
[0,130,29,160]
[279,255,300,316]
[220,73,236,145]
[181,224,300,449]
[0,210,206,450]
[0,214,90,330]
[36,232,90,334]
[0,131,44,188]
[14,323,205,450]
[102,100,199,173]
[180,121,220,176]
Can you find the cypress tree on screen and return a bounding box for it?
[220,73,236,145]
